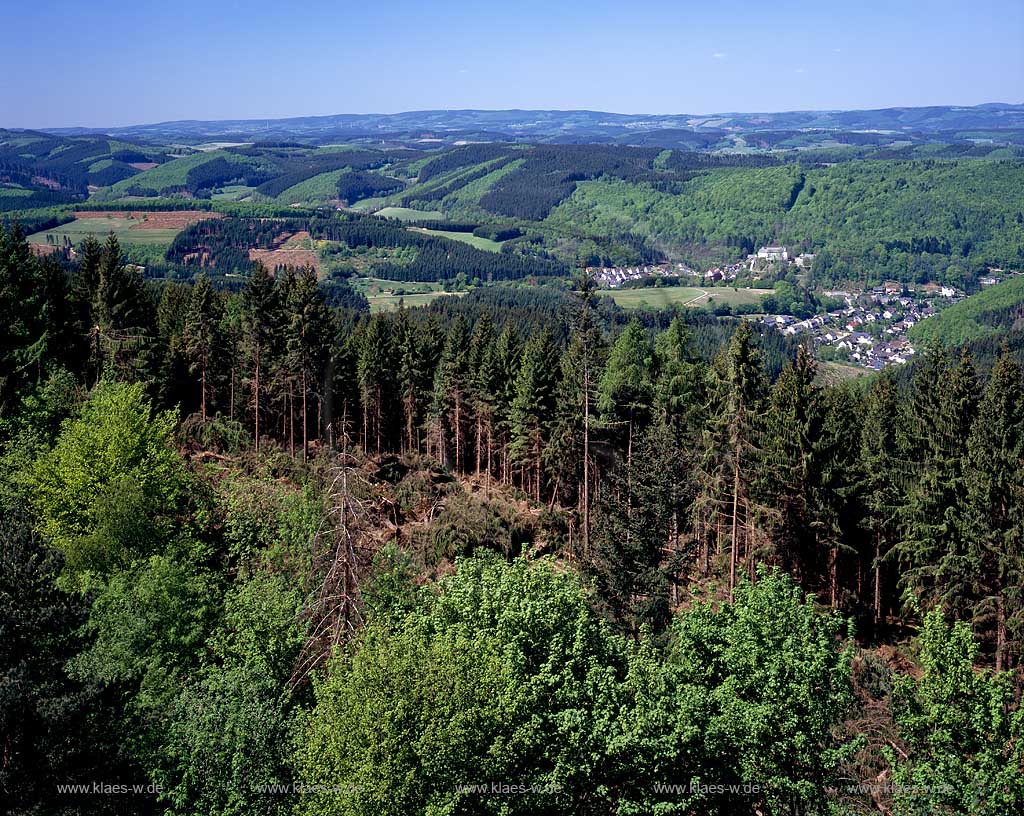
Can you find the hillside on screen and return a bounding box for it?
[910,274,1024,345]
[5,133,1024,289]
[43,103,1024,144]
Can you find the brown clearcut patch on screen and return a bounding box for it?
[72,210,224,230]
[249,247,319,273]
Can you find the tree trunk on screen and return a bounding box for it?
[302,368,308,462]
[454,394,462,472]
[830,545,838,608]
[289,382,295,458]
[200,363,207,422]
[874,535,881,625]
[253,350,261,454]
[475,414,482,476]
[583,380,591,559]
[730,445,740,600]
[996,589,1006,673]
[375,384,382,455]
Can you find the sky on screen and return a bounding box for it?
[3,0,1022,129]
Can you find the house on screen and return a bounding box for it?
[757,246,789,262]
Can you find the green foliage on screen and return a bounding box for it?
[619,568,855,815]
[0,512,145,815]
[31,380,183,581]
[70,550,216,710]
[295,554,625,816]
[887,611,1024,815]
[909,276,1024,346]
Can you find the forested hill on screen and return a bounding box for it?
[7,131,1024,288]
[43,102,1024,143]
[3,220,1024,814]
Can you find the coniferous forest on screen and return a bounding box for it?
[2,216,1023,816]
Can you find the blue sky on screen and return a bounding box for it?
[3,0,1021,128]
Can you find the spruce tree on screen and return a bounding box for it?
[285,267,333,460]
[963,349,1024,670]
[896,348,979,617]
[694,321,767,598]
[356,315,394,456]
[430,316,470,470]
[183,274,222,422]
[240,263,281,454]
[509,330,559,500]
[859,373,902,625]
[597,319,654,472]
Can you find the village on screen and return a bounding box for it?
[586,246,996,370]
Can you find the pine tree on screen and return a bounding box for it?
[490,325,523,484]
[896,348,979,617]
[652,316,707,593]
[392,308,425,454]
[430,316,470,470]
[764,345,823,590]
[962,349,1024,670]
[285,267,333,460]
[509,330,559,500]
[356,315,393,456]
[597,319,654,473]
[240,263,281,454]
[588,424,674,635]
[88,235,153,383]
[694,321,767,598]
[466,313,497,477]
[0,224,45,411]
[859,373,902,625]
[183,274,221,422]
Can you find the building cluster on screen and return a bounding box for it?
[590,246,816,289]
[588,263,691,288]
[761,283,962,369]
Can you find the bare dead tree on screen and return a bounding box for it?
[290,441,372,688]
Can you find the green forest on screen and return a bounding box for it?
[4,126,1024,287]
[2,220,1023,815]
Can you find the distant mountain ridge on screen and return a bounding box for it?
[41,103,1024,144]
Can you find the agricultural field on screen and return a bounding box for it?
[367,291,463,312]
[347,275,459,311]
[408,227,504,252]
[603,286,772,310]
[371,206,443,221]
[211,184,256,201]
[26,210,222,249]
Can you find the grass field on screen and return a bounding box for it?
[211,184,256,201]
[350,277,442,296]
[372,207,443,221]
[816,361,875,385]
[408,227,503,252]
[603,286,772,310]
[27,215,179,248]
[368,291,464,313]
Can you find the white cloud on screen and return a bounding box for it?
[712,52,726,59]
